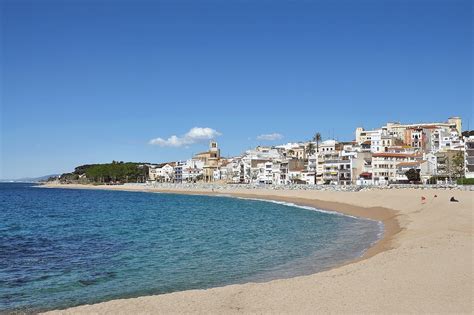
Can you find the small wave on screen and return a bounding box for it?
[233,196,361,219]
[235,196,386,257]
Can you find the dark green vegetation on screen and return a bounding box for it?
[51,161,150,184]
[450,152,465,179]
[405,168,421,183]
[456,177,474,185]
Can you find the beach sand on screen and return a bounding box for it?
[41,184,473,314]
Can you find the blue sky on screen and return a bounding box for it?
[1,0,472,178]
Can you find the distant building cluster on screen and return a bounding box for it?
[148,116,474,185]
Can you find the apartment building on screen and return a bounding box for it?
[394,160,431,183]
[288,144,307,160]
[384,117,462,139]
[173,161,184,183]
[256,161,273,184]
[372,152,419,184]
[272,159,290,185]
[320,148,340,185]
[316,141,355,185]
[148,163,175,182]
[182,159,204,183]
[355,127,381,144]
[356,117,462,152]
[464,136,474,178]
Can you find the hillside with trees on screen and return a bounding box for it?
[52,161,150,184]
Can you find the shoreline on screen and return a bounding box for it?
[40,183,472,314]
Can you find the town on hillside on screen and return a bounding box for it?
[146,116,474,186]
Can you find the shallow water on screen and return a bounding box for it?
[0,183,382,312]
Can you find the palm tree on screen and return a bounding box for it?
[306,142,315,156]
[312,133,322,185]
[306,142,316,184]
[313,132,322,152]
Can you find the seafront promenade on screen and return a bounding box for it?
[45,181,474,192]
[42,184,473,314]
[143,182,474,191]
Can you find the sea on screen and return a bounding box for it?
[0,183,383,313]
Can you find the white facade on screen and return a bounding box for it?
[319,139,337,153]
[272,160,290,185]
[256,161,273,184]
[423,152,438,179]
[356,127,382,144]
[439,131,464,152]
[148,164,174,182]
[465,136,474,178]
[182,159,204,182]
[372,153,418,184]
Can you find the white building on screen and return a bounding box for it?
[272,159,290,185]
[356,117,463,153]
[182,159,204,182]
[372,152,419,185]
[395,160,426,183]
[371,131,397,153]
[355,127,382,145]
[465,136,474,178]
[148,163,175,182]
[438,130,464,152]
[256,161,273,184]
[318,140,341,185]
[319,139,338,153]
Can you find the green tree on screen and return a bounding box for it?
[451,152,465,179]
[306,142,316,155]
[312,132,322,184]
[405,168,420,183]
[80,162,148,184]
[305,142,317,184]
[313,132,322,153]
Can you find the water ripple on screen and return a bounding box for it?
[0,183,382,313]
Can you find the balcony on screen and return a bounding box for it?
[323,159,340,164]
[466,157,474,165]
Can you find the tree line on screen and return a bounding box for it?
[54,161,149,184]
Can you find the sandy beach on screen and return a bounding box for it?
[41,184,473,314]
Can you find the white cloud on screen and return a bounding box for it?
[256,133,284,141]
[149,127,222,147]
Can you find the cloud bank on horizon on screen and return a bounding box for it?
[149,127,222,147]
[256,133,284,141]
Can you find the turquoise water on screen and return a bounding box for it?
[0,183,382,312]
